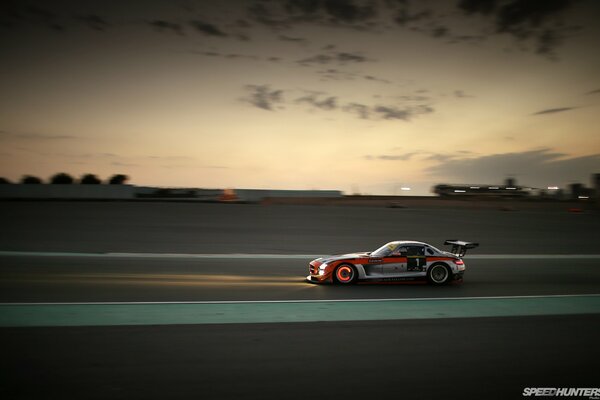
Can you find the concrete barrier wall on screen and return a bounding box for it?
[0,186,343,201]
[135,187,222,200]
[233,189,343,202]
[0,185,135,199]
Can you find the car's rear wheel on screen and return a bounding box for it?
[334,264,358,284]
[427,263,451,285]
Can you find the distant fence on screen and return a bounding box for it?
[0,185,135,199]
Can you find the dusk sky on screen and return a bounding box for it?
[1,0,599,195]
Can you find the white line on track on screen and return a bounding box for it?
[2,251,600,260]
[2,293,600,306]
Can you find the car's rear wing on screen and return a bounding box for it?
[444,240,479,257]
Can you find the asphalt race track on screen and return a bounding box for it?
[2,201,600,255]
[1,202,599,400]
[1,256,600,302]
[3,316,599,400]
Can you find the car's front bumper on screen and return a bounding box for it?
[306,274,332,284]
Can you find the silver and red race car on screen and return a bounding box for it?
[307,240,478,285]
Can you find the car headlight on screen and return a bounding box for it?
[318,263,328,275]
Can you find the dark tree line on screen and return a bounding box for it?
[0,173,129,185]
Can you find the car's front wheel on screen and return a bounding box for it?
[427,263,451,285]
[334,264,358,284]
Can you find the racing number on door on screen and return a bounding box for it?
[406,246,426,271]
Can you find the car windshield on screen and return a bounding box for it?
[370,242,398,257]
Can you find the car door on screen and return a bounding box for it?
[406,245,427,272]
[381,246,408,276]
[362,257,384,276]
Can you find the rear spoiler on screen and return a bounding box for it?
[444,240,479,257]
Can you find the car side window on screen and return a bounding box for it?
[407,246,425,256]
[426,247,434,255]
[392,246,407,256]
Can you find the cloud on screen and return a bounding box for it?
[373,105,410,120]
[0,131,76,140]
[344,103,370,119]
[373,104,433,120]
[535,29,563,58]
[454,90,473,98]
[234,19,252,28]
[58,152,118,159]
[337,51,369,62]
[298,51,369,66]
[78,14,110,31]
[0,4,66,32]
[27,5,66,31]
[343,101,434,121]
[394,8,433,26]
[189,20,228,37]
[295,93,337,110]
[446,34,486,44]
[201,165,229,169]
[315,69,390,83]
[385,0,580,58]
[146,155,195,161]
[223,53,259,60]
[396,94,431,102]
[235,32,251,41]
[188,50,260,61]
[532,107,576,115]
[458,0,497,16]
[111,161,139,167]
[424,153,460,162]
[200,51,220,57]
[320,0,376,24]
[242,85,435,121]
[391,2,487,46]
[222,52,257,60]
[345,100,433,120]
[149,20,184,36]
[426,148,600,187]
[247,0,378,31]
[278,34,308,43]
[246,3,288,29]
[365,152,419,161]
[364,75,390,84]
[1,6,110,33]
[458,0,577,58]
[19,133,76,140]
[494,0,573,36]
[243,85,285,111]
[431,25,449,38]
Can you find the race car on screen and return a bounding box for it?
[306,240,479,285]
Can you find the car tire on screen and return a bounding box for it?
[334,264,358,285]
[427,263,451,285]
